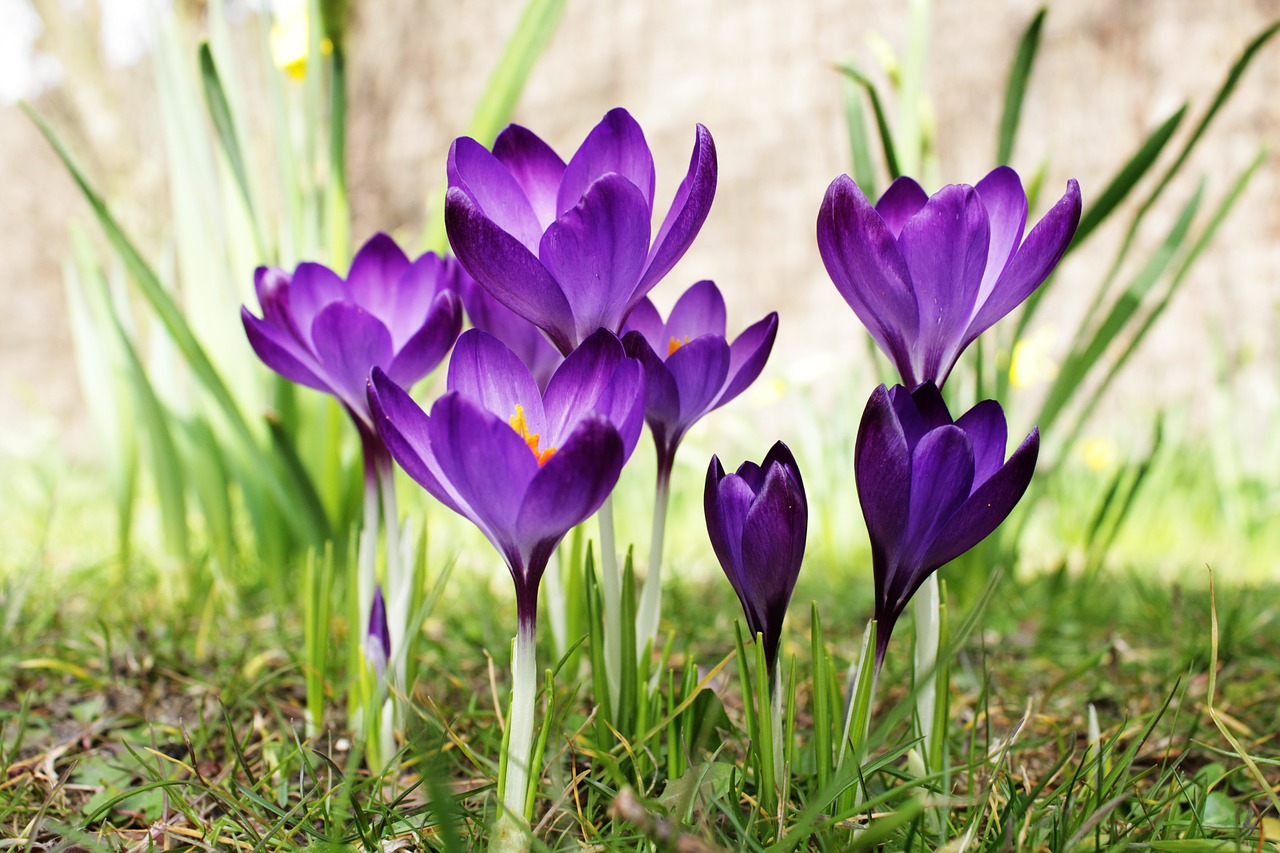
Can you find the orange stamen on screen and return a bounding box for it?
[667,335,690,357]
[509,404,557,466]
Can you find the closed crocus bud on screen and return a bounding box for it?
[366,584,391,684]
[705,441,807,677]
[855,382,1039,669]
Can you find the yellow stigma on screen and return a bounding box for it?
[667,335,690,357]
[509,404,556,466]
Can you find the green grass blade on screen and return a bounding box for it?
[199,42,266,258]
[836,63,900,179]
[423,0,567,251]
[996,7,1046,165]
[842,76,878,197]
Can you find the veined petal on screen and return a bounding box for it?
[974,167,1028,304]
[287,262,346,346]
[310,302,395,420]
[455,271,563,390]
[445,186,575,354]
[665,334,730,424]
[493,123,566,231]
[620,298,664,351]
[539,174,651,342]
[241,307,330,392]
[636,123,717,298]
[447,328,546,434]
[715,312,778,408]
[380,252,451,349]
[818,175,920,385]
[386,289,462,388]
[954,399,1009,487]
[897,184,990,384]
[558,107,656,216]
[447,136,544,251]
[542,329,643,454]
[346,233,412,322]
[664,279,727,342]
[875,177,929,238]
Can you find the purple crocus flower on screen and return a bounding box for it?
[367,327,645,619]
[366,584,391,684]
[241,232,464,431]
[705,442,807,676]
[622,280,778,479]
[445,108,717,355]
[856,382,1039,669]
[818,167,1081,388]
[453,265,563,391]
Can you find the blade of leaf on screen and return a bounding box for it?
[836,63,900,179]
[996,7,1046,165]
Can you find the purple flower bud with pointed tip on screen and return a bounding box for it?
[856,382,1039,669]
[368,328,645,622]
[366,584,391,683]
[818,167,1081,388]
[452,264,564,392]
[445,107,718,355]
[241,232,464,432]
[705,441,807,677]
[622,280,778,479]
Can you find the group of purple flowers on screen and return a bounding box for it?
[242,106,1080,832]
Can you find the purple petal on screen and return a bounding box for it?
[241,307,330,392]
[974,167,1028,304]
[369,371,468,519]
[620,298,664,351]
[635,123,717,298]
[346,233,412,323]
[817,175,921,386]
[664,335,730,424]
[921,427,1039,570]
[378,252,452,349]
[739,459,806,662]
[287,262,346,345]
[447,136,544,251]
[875,177,929,238]
[540,173,652,342]
[386,289,462,388]
[516,415,625,556]
[896,184,990,384]
[964,179,1082,345]
[664,279,727,342]
[714,312,778,408]
[445,186,575,354]
[705,459,756,623]
[493,124,567,231]
[954,399,1009,487]
[901,425,975,573]
[456,271,563,390]
[623,331,680,441]
[906,382,954,432]
[310,302,395,420]
[543,329,645,456]
[854,385,912,571]
[254,267,297,335]
[447,328,546,435]
[557,108,656,217]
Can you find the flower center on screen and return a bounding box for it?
[667,335,690,357]
[509,404,556,466]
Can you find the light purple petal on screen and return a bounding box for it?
[954,399,1009,487]
[492,124,567,231]
[379,252,451,349]
[714,312,778,408]
[817,175,921,386]
[386,289,462,388]
[287,262,346,345]
[254,267,297,335]
[447,136,544,251]
[897,184,990,383]
[557,107,656,216]
[456,271,563,390]
[310,302,395,420]
[620,298,664,351]
[974,166,1028,305]
[516,415,625,553]
[875,177,929,238]
[664,335,730,423]
[346,233,412,323]
[664,279,726,342]
[542,328,644,455]
[539,173,651,342]
[445,186,575,355]
[635,123,717,298]
[241,307,330,392]
[368,371,469,520]
[447,328,546,435]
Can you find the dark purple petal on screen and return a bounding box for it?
[346,233,412,321]
[715,312,778,408]
[445,186,575,354]
[817,175,921,385]
[254,266,297,334]
[447,328,547,435]
[896,184,990,383]
[241,307,330,392]
[456,271,563,390]
[287,262,346,344]
[854,385,912,571]
[366,585,391,680]
[974,167,1028,302]
[664,335,730,423]
[875,177,929,238]
[516,415,625,559]
[664,279,726,343]
[623,331,680,439]
[635,123,717,298]
[557,108,656,216]
[386,289,462,388]
[921,427,1039,570]
[738,459,806,665]
[310,302,395,419]
[964,179,1082,346]
[368,371,469,519]
[447,136,544,251]
[493,123,566,231]
[954,399,1009,487]
[905,382,954,434]
[539,173,651,342]
[620,298,664,351]
[901,425,975,574]
[705,458,755,623]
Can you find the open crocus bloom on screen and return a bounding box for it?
[705,441,807,676]
[368,328,645,610]
[622,280,778,475]
[241,233,463,430]
[855,382,1039,668]
[445,108,717,355]
[818,167,1081,388]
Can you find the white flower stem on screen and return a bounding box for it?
[597,495,621,708]
[770,665,785,785]
[913,572,940,762]
[635,467,671,661]
[376,449,407,691]
[492,618,538,853]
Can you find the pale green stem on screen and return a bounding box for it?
[597,495,621,708]
[635,467,671,661]
[913,572,940,762]
[770,665,785,785]
[376,450,407,692]
[492,618,538,853]
[543,547,568,658]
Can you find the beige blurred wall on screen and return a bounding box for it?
[4,0,1279,461]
